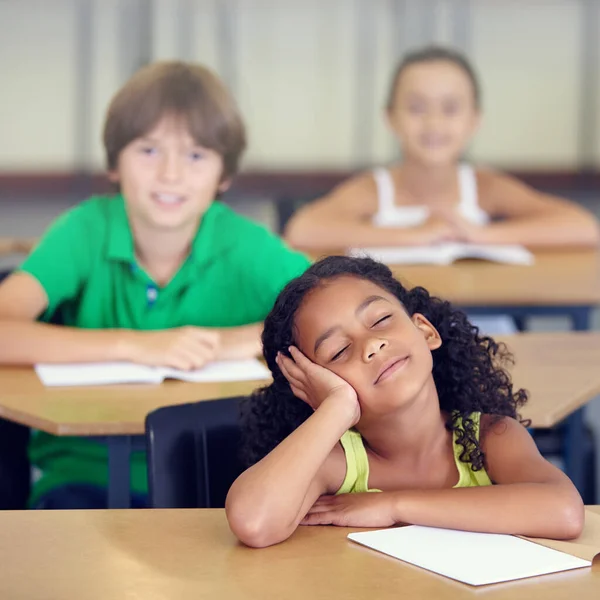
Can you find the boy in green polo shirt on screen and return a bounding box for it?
[0,61,309,508]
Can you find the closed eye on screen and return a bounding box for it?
[330,345,349,362]
[372,314,392,327]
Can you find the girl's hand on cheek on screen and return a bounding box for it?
[277,346,360,426]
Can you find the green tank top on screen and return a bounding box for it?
[336,412,492,494]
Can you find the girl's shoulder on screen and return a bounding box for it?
[324,169,381,217]
[473,167,536,213]
[320,436,352,494]
[478,413,520,445]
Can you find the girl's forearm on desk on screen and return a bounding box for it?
[392,482,584,539]
[286,216,444,251]
[226,397,353,547]
[482,214,600,248]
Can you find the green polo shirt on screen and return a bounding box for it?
[20,194,309,505]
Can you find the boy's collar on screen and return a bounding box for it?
[105,196,235,267]
[188,201,237,267]
[105,194,135,262]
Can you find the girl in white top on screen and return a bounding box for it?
[285,46,599,252]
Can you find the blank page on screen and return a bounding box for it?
[35,362,158,387]
[348,526,590,586]
[349,246,452,265]
[349,244,534,266]
[459,244,534,265]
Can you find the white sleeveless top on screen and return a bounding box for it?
[372,164,489,228]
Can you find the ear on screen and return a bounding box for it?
[107,169,120,184]
[218,176,232,194]
[411,313,442,351]
[384,106,398,135]
[469,109,482,137]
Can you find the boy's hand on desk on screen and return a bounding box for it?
[301,493,397,528]
[123,327,221,370]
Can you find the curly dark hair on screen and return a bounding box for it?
[241,256,528,472]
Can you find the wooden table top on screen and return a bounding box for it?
[311,250,600,307]
[0,373,264,435]
[0,332,598,436]
[0,507,597,600]
[499,332,600,427]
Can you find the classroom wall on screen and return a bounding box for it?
[1,0,599,174]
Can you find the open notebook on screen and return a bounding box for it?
[349,243,534,266]
[35,359,271,387]
[348,509,600,587]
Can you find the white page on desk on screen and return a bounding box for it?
[159,359,271,383]
[349,246,453,265]
[349,244,534,266]
[348,526,590,586]
[35,362,161,387]
[456,244,535,265]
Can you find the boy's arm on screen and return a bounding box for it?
[0,272,128,364]
[470,172,600,248]
[0,272,219,368]
[216,323,263,359]
[303,417,584,540]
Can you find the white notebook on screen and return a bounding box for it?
[349,243,534,266]
[348,525,591,587]
[35,359,271,387]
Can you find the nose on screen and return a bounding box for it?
[158,152,183,183]
[363,337,388,362]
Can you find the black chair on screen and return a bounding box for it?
[145,396,245,508]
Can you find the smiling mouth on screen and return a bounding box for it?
[374,357,409,385]
[420,136,450,147]
[152,192,185,206]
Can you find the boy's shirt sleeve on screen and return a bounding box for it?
[18,206,94,318]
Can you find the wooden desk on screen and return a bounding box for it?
[0,508,598,600]
[500,332,600,499]
[310,249,600,328]
[500,332,600,428]
[0,374,265,508]
[386,250,600,309]
[0,371,265,436]
[1,332,600,507]
[1,333,598,437]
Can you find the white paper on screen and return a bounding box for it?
[349,243,534,266]
[348,526,591,587]
[34,362,161,386]
[158,359,270,383]
[35,359,271,387]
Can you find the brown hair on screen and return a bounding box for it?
[103,61,246,180]
[386,46,481,110]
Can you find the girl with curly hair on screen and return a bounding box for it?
[226,256,584,548]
